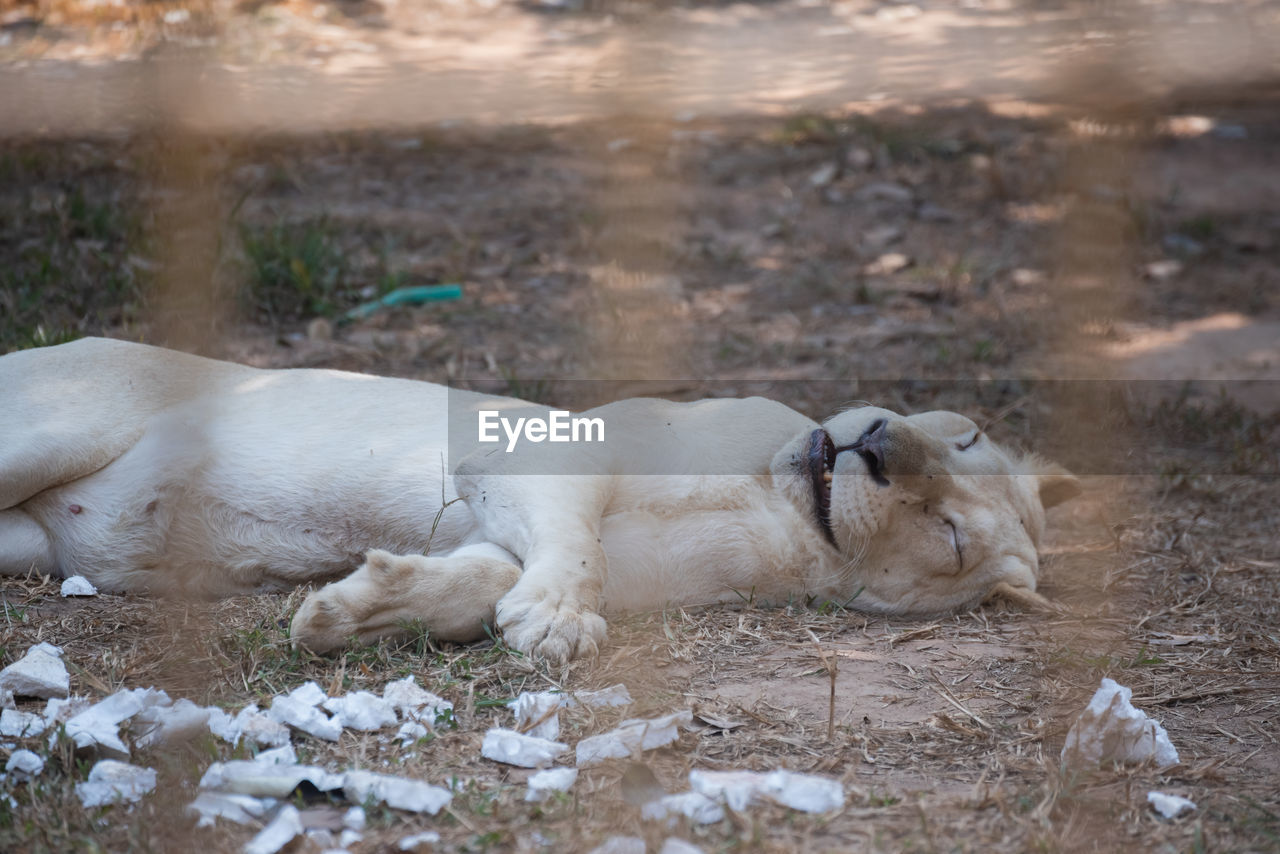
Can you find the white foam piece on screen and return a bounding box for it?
[60,576,98,597]
[64,687,169,757]
[576,710,693,767]
[339,828,363,847]
[397,830,442,851]
[525,767,579,802]
[75,759,156,807]
[482,727,569,768]
[245,804,304,854]
[660,839,706,854]
[323,691,397,731]
[186,791,274,827]
[1148,791,1196,819]
[132,698,210,749]
[1061,678,1180,768]
[511,691,563,740]
[588,837,646,854]
[0,708,47,738]
[1,687,13,710]
[0,642,69,699]
[199,761,344,797]
[397,721,429,746]
[5,748,44,781]
[383,675,453,725]
[640,791,725,825]
[343,770,452,814]
[268,694,342,742]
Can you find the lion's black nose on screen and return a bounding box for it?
[857,418,888,472]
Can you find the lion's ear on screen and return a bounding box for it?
[1028,459,1082,510]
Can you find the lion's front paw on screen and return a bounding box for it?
[495,588,607,664]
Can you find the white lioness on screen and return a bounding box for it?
[1,338,1079,663]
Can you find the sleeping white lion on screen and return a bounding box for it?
[0,338,1080,663]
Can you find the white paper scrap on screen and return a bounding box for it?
[75,759,156,807]
[1148,791,1196,819]
[1061,678,1179,768]
[60,576,98,597]
[323,691,397,731]
[482,727,568,768]
[245,804,304,854]
[640,791,725,825]
[0,708,47,738]
[186,791,274,827]
[5,749,44,781]
[525,767,578,802]
[343,770,452,814]
[576,710,693,767]
[0,642,69,699]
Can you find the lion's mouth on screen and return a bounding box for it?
[807,421,890,545]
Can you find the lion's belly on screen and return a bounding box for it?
[23,389,475,595]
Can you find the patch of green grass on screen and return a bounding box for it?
[237,217,349,322]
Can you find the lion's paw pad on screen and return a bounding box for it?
[495,592,607,664]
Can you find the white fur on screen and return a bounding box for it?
[0,338,1079,663]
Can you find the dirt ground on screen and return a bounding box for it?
[2,1,1280,852]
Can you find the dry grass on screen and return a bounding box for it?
[2,102,1279,851]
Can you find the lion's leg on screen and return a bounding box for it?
[0,508,56,577]
[289,545,522,653]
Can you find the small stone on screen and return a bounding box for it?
[75,759,156,807]
[917,203,957,222]
[60,576,98,597]
[861,225,903,249]
[606,138,634,154]
[863,252,912,276]
[0,642,70,699]
[1162,233,1205,257]
[1144,259,1183,280]
[1010,268,1047,288]
[853,181,913,204]
[808,162,838,187]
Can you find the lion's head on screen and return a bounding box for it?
[773,406,1080,615]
